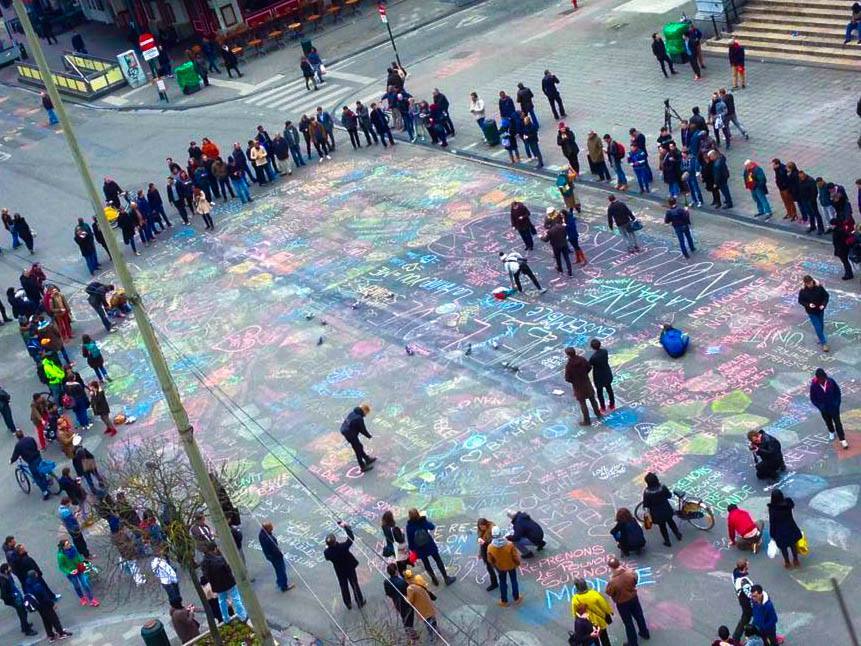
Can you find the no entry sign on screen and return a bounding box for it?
[378,2,387,23]
[139,32,159,61]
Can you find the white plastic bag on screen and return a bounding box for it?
[318,63,327,76]
[766,539,778,559]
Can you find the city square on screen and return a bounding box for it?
[0,0,859,643]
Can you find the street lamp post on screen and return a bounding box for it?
[9,1,275,644]
[377,1,402,68]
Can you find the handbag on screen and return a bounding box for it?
[796,533,809,556]
[628,218,643,232]
[318,63,327,76]
[643,512,653,530]
[382,543,395,558]
[82,457,97,473]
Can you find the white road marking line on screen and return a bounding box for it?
[277,88,354,115]
[262,84,349,111]
[322,70,376,84]
[241,73,285,95]
[243,77,312,104]
[208,77,256,92]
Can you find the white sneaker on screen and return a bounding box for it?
[326,155,332,160]
[841,440,850,449]
[318,158,323,163]
[829,432,836,441]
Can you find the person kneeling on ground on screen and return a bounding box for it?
[610,507,646,556]
[659,323,689,358]
[747,429,785,481]
[726,503,764,553]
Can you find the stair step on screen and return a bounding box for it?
[703,43,861,69]
[739,19,849,36]
[728,28,861,52]
[740,11,846,27]
[743,4,850,19]
[745,0,854,8]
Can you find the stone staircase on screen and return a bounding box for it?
[702,0,861,70]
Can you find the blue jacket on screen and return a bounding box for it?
[23,575,53,607]
[628,148,648,169]
[809,377,841,414]
[136,195,151,217]
[563,210,579,240]
[510,512,544,544]
[664,206,691,228]
[660,327,689,358]
[818,184,832,207]
[405,517,439,559]
[58,504,81,534]
[318,111,333,132]
[499,96,516,118]
[751,594,778,634]
[258,528,283,562]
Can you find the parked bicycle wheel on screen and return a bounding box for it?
[680,499,715,531]
[15,467,31,494]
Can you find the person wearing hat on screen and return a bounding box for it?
[486,526,522,607]
[809,368,848,449]
[339,404,376,473]
[324,521,364,609]
[557,123,580,173]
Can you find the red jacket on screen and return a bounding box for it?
[727,508,757,542]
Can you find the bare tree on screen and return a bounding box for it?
[97,441,248,646]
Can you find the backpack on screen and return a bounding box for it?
[413,527,432,548]
[614,142,625,158]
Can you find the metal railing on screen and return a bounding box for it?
[17,51,126,99]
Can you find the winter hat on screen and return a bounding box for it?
[491,526,501,538]
[558,121,566,129]
[546,207,555,215]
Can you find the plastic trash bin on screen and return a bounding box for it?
[140,619,170,646]
[174,61,201,94]
[482,118,500,146]
[663,21,689,62]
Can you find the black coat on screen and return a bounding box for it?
[340,408,371,442]
[753,431,784,472]
[651,38,667,58]
[516,86,535,111]
[384,573,409,614]
[541,74,560,97]
[768,498,802,550]
[10,436,40,464]
[324,526,359,576]
[642,485,674,523]
[258,528,283,562]
[200,552,236,593]
[797,283,829,313]
[588,348,613,386]
[74,229,96,257]
[611,519,646,552]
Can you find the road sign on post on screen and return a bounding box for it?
[139,32,159,61]
[378,2,388,23]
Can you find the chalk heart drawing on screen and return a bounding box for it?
[676,538,723,572]
[790,561,853,592]
[809,485,861,517]
[801,518,850,552]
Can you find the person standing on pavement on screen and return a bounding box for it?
[228,158,252,204]
[570,578,613,646]
[588,339,615,412]
[151,547,181,605]
[728,38,746,88]
[809,368,848,448]
[324,521,365,609]
[486,526,522,607]
[370,103,395,147]
[193,187,214,231]
[469,91,486,136]
[797,170,823,234]
[56,539,98,606]
[607,195,641,252]
[258,521,295,592]
[475,518,499,592]
[768,489,803,570]
[220,44,242,78]
[506,201,534,251]
[541,70,565,120]
[0,386,18,434]
[628,142,651,193]
[406,509,457,586]
[587,131,611,181]
[750,585,779,645]
[40,92,59,126]
[682,31,702,80]
[542,212,572,276]
[283,121,307,166]
[604,134,628,189]
[340,404,376,473]
[384,562,416,638]
[564,348,602,426]
[664,198,697,258]
[353,104,376,147]
[0,563,37,637]
[405,570,439,639]
[651,33,677,77]
[201,542,247,622]
[516,82,538,128]
[341,106,362,150]
[24,570,71,641]
[316,106,336,150]
[642,472,683,546]
[520,113,543,167]
[201,38,221,73]
[797,275,830,351]
[708,150,733,208]
[743,160,771,219]
[557,123,580,172]
[731,558,754,642]
[771,159,798,220]
[307,47,324,84]
[605,557,650,646]
[58,497,90,559]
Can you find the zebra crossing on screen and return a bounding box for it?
[241,69,379,117]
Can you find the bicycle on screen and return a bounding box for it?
[16,459,61,496]
[634,489,715,531]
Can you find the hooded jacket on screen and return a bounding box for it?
[751,591,778,634]
[586,133,604,163]
[809,376,841,414]
[340,407,370,442]
[509,512,543,544]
